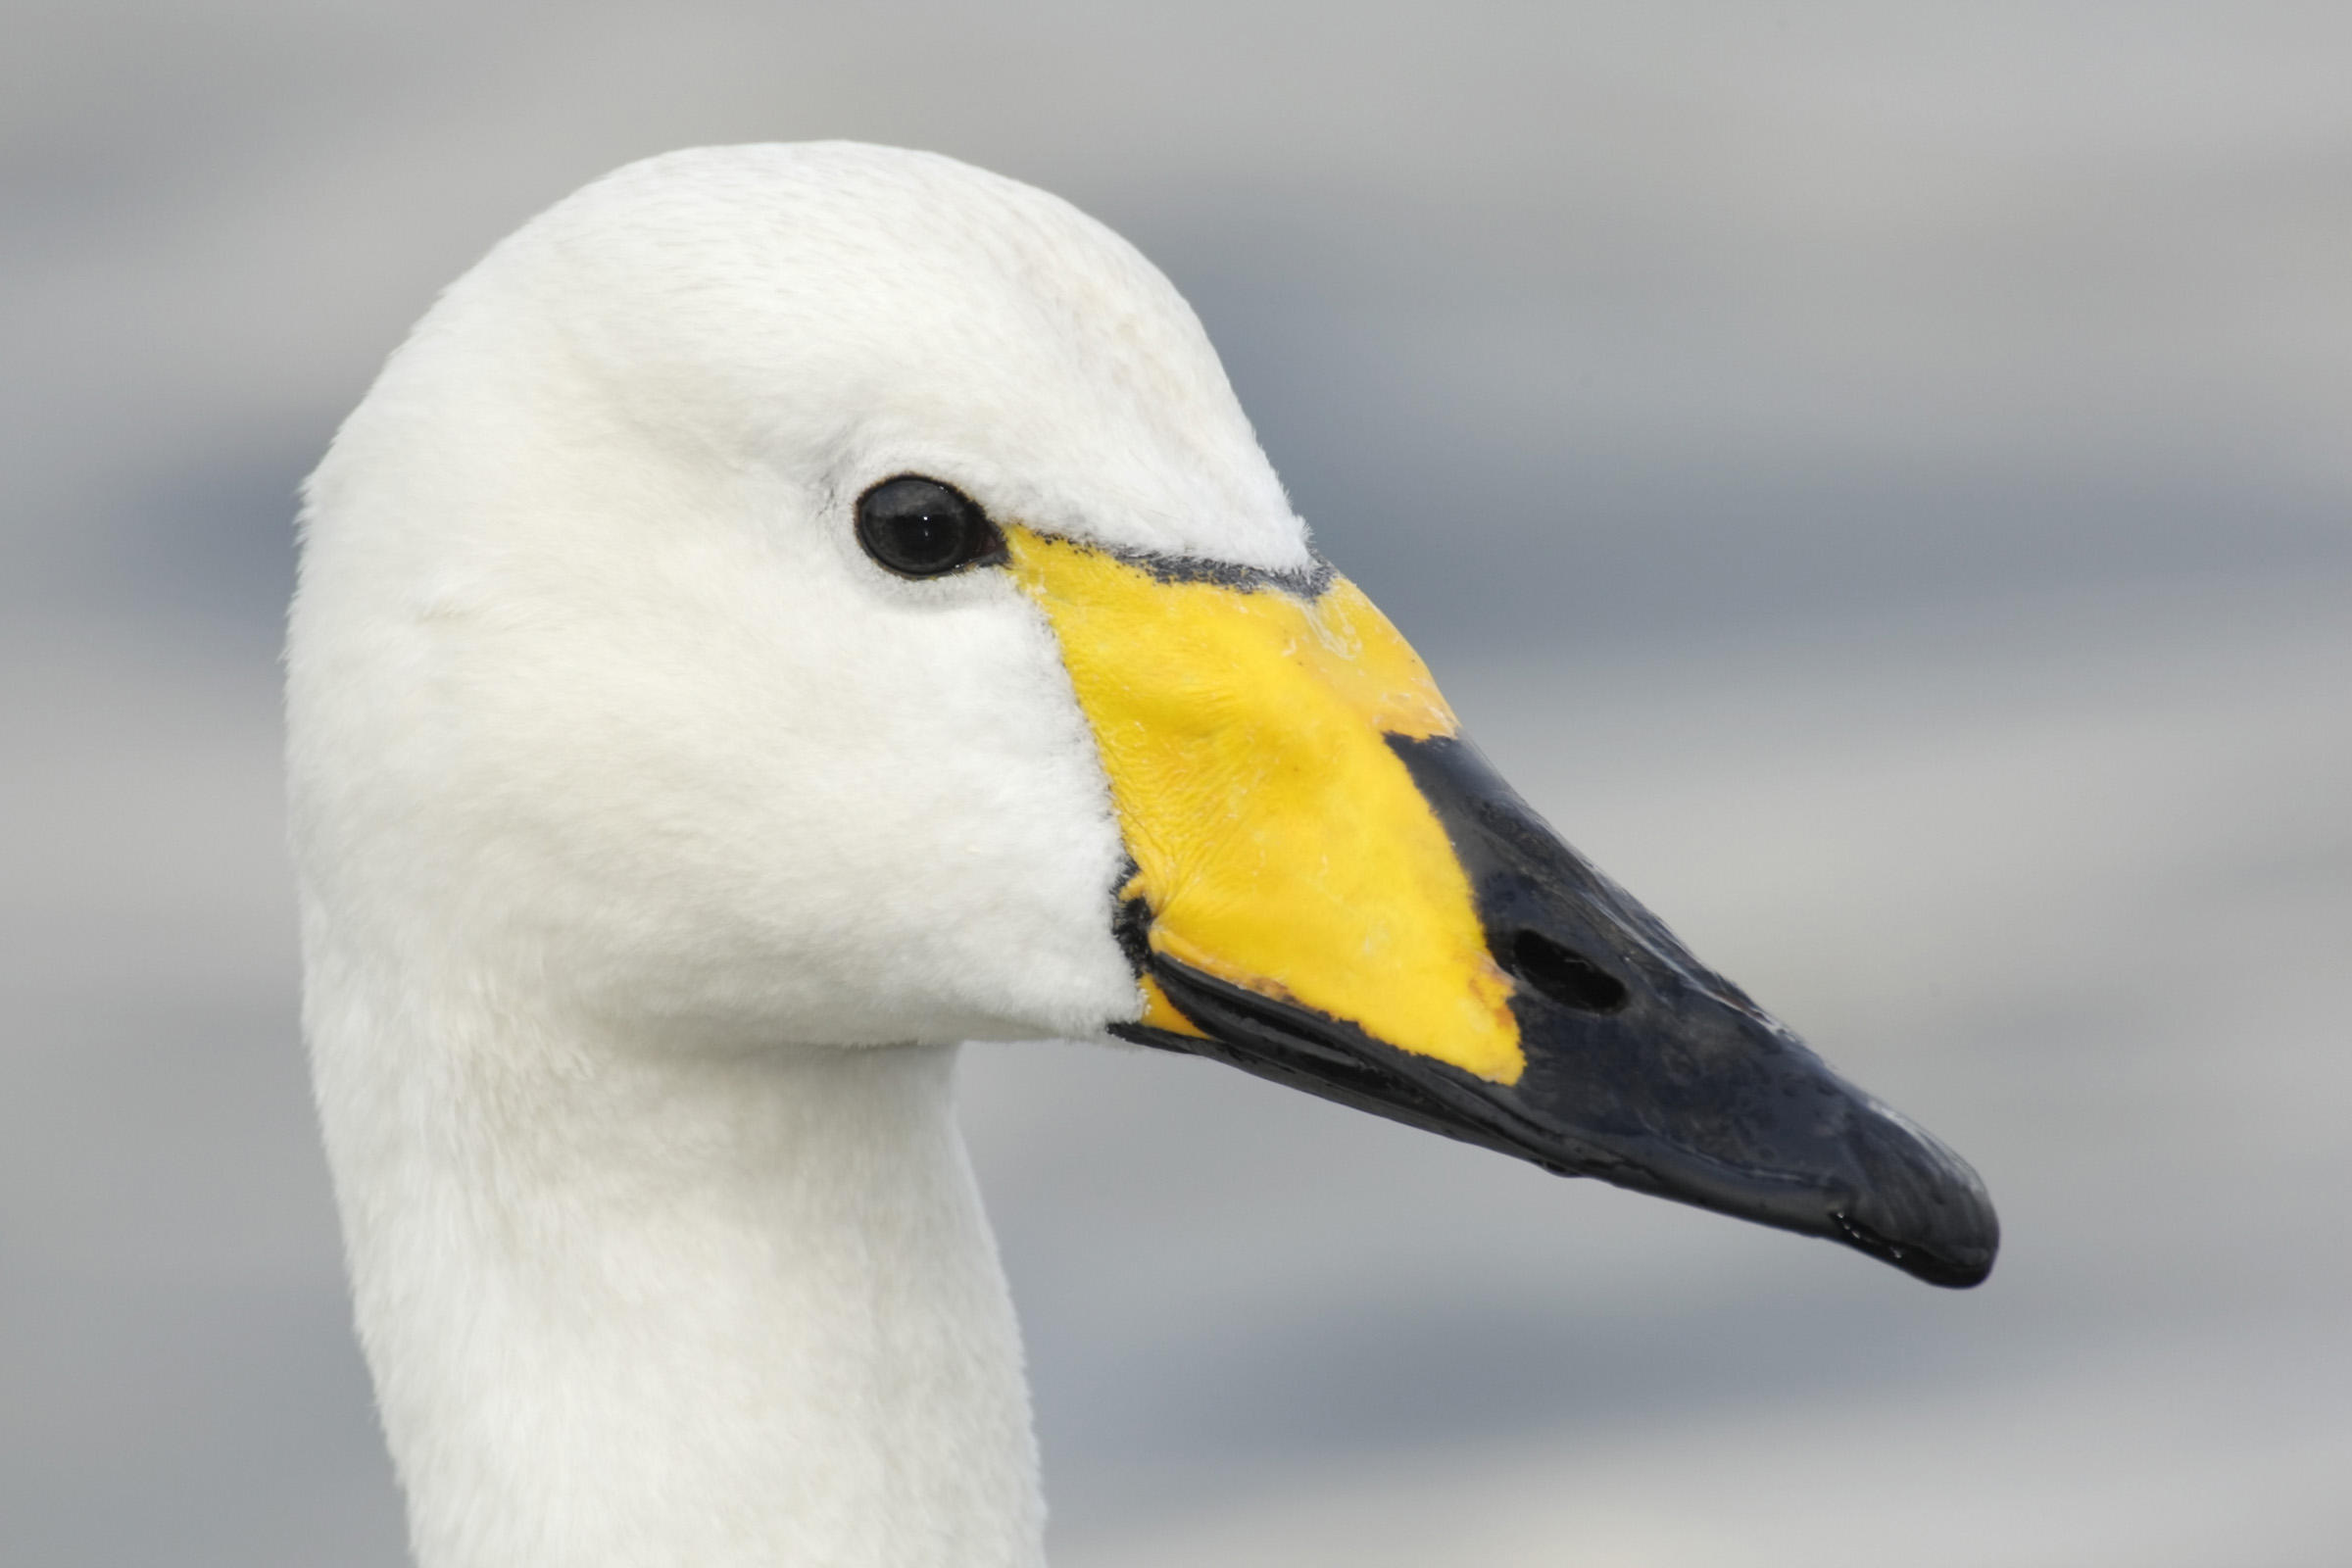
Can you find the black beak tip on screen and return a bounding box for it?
[1828,1107,2000,1288]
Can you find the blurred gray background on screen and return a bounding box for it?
[5,3,2349,1564]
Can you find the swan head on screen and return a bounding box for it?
[288,142,1995,1287]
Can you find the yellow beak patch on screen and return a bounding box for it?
[1004,527,1524,1085]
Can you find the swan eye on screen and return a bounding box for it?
[855,476,1006,578]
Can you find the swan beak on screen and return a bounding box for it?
[1006,529,1998,1289]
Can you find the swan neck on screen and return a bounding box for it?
[311,977,1044,1568]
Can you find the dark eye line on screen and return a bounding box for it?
[1104,546,1335,598]
[1017,528,1335,600]
[855,474,1331,599]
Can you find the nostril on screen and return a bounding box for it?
[1503,930,1630,1014]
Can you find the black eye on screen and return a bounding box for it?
[855,475,1005,579]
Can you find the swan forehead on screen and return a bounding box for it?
[496,142,1309,573]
